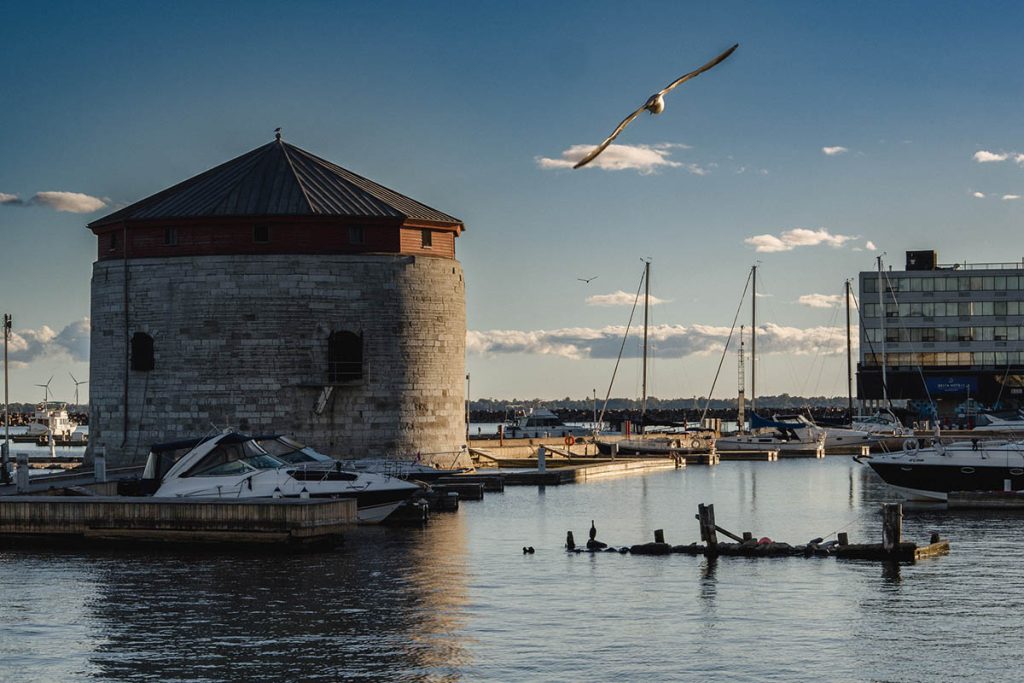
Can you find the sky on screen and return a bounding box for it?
[2,1,1024,404]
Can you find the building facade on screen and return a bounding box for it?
[857,250,1024,418]
[87,137,468,467]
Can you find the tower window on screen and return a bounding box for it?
[348,226,365,245]
[109,233,119,252]
[254,224,270,243]
[421,229,432,248]
[328,331,362,382]
[131,332,155,372]
[164,227,178,246]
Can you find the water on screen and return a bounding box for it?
[2,458,1022,681]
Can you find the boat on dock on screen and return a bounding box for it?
[145,431,423,523]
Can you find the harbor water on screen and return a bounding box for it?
[2,457,1022,681]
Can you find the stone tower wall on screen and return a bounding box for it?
[88,254,466,467]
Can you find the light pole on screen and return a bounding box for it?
[2,314,11,485]
[465,373,471,439]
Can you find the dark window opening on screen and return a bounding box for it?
[164,227,177,246]
[131,332,155,372]
[328,331,362,382]
[254,224,270,243]
[421,229,432,248]
[109,233,119,252]
[348,226,365,245]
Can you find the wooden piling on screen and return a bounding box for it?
[697,503,719,557]
[838,532,849,546]
[654,528,665,544]
[882,503,902,553]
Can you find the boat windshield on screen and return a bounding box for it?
[256,436,334,464]
[182,438,286,477]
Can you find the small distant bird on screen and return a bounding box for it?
[577,275,599,284]
[274,127,282,141]
[573,43,739,170]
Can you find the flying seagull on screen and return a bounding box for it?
[572,43,739,170]
[577,275,599,283]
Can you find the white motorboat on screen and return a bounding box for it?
[858,435,1024,502]
[148,431,422,523]
[971,413,1024,433]
[25,402,78,440]
[773,414,880,452]
[851,409,911,437]
[255,434,470,482]
[715,414,826,455]
[503,407,591,439]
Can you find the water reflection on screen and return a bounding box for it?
[79,517,471,682]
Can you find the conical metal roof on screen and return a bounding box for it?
[89,138,462,228]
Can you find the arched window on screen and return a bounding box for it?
[131,332,155,372]
[328,331,362,382]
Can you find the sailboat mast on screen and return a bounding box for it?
[751,264,757,413]
[845,279,853,421]
[738,324,746,431]
[877,255,887,406]
[641,259,650,430]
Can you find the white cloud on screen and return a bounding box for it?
[972,191,986,199]
[865,241,877,251]
[0,190,106,213]
[822,146,848,156]
[7,318,90,367]
[536,143,706,175]
[467,322,854,360]
[586,291,670,307]
[974,150,1010,163]
[799,294,842,308]
[744,227,857,253]
[31,191,106,213]
[1002,194,1021,201]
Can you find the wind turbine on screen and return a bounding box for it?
[70,372,88,409]
[35,376,54,405]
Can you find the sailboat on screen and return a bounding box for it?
[595,260,715,456]
[715,265,829,455]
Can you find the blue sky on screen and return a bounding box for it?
[2,1,1024,404]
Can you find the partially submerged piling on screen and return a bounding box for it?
[566,503,950,563]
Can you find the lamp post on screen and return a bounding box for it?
[2,314,11,485]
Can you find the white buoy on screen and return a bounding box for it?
[272,487,282,499]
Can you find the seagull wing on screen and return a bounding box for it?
[573,103,648,169]
[656,43,739,98]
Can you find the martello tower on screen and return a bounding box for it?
[87,136,467,467]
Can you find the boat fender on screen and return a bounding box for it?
[903,438,919,455]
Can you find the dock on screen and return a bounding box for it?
[0,496,357,548]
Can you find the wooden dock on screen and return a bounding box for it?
[0,496,357,548]
[948,491,1024,509]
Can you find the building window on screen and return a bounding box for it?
[348,226,365,245]
[327,331,362,382]
[109,233,119,252]
[164,227,177,246]
[131,332,155,372]
[254,225,270,243]
[421,229,432,248]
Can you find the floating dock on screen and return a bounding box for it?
[0,496,356,548]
